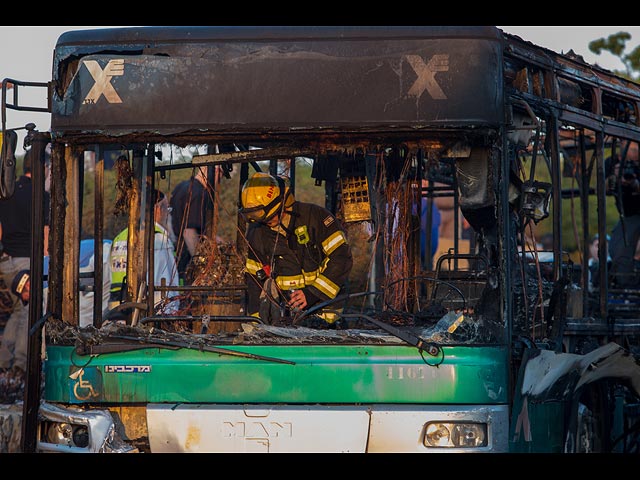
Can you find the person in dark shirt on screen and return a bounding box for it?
[608,141,640,288]
[169,167,217,283]
[0,148,50,373]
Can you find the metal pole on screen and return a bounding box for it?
[549,114,562,281]
[595,132,609,323]
[94,146,105,328]
[21,132,49,452]
[579,132,590,316]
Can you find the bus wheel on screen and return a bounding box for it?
[565,384,607,453]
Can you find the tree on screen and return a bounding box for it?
[589,32,640,81]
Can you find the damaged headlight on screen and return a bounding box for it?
[424,422,487,448]
[42,421,89,448]
[37,403,137,453]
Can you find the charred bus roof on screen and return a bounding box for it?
[54,25,503,47]
[51,25,504,140]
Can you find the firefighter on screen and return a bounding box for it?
[239,172,353,326]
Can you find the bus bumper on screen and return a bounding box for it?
[146,403,509,453]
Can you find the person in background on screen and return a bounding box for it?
[169,166,221,283]
[587,233,611,290]
[589,233,611,264]
[10,270,30,307]
[78,239,112,327]
[38,238,113,331]
[0,148,50,374]
[239,172,353,326]
[420,194,441,269]
[539,233,554,251]
[0,270,30,378]
[608,141,640,288]
[110,188,179,313]
[431,180,474,269]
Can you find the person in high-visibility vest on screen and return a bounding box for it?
[239,172,353,325]
[109,188,179,313]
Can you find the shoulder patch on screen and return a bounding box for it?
[323,215,335,227]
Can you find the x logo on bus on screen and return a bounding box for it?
[404,54,449,100]
[82,59,124,105]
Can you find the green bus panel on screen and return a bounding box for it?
[509,398,565,453]
[44,344,508,405]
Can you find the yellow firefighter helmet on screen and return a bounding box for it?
[240,172,295,223]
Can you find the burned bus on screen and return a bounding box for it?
[2,25,640,453]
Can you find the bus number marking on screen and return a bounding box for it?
[387,366,426,380]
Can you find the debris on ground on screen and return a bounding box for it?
[0,367,24,404]
[0,403,22,453]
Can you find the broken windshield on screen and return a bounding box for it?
[46,138,507,347]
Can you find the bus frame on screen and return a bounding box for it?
[2,25,640,453]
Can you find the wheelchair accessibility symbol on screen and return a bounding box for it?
[70,367,101,401]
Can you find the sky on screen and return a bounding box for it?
[1,25,639,149]
[498,26,640,70]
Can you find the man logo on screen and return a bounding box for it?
[83,59,125,105]
[223,421,293,438]
[405,54,449,100]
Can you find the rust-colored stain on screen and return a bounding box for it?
[108,406,148,440]
[185,424,202,450]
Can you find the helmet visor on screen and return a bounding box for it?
[239,196,281,224]
[240,204,269,223]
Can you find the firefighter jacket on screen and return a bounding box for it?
[244,201,353,320]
